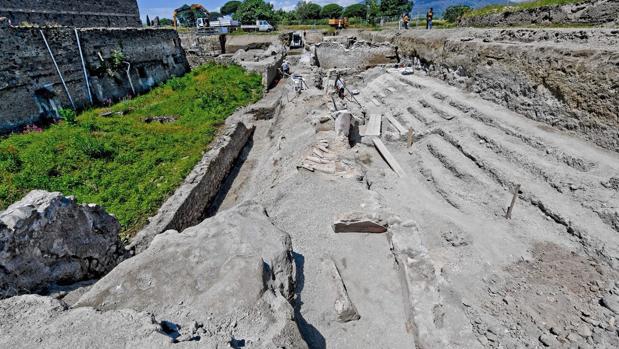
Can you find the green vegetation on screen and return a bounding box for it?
[343,4,367,19]
[320,4,344,19]
[443,5,472,23]
[221,1,241,16]
[0,64,262,237]
[296,1,322,20]
[465,0,588,18]
[234,0,275,24]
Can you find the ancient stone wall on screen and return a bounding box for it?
[358,29,619,152]
[178,33,226,67]
[0,0,141,27]
[129,121,255,254]
[0,26,189,132]
[459,0,619,27]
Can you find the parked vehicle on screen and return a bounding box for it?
[240,20,274,32]
[197,16,239,33]
[291,32,303,48]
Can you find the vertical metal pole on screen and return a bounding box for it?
[74,28,93,105]
[40,29,75,110]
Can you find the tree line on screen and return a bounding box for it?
[218,0,413,24]
[146,1,474,27]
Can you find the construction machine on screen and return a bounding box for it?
[173,4,209,29]
[328,17,349,29]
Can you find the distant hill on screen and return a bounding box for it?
[411,0,512,17]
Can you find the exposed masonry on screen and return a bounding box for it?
[0,26,189,132]
[0,0,141,27]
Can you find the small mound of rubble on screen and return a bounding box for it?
[0,190,126,298]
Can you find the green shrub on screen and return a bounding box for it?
[58,108,77,125]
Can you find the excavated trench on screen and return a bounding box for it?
[2,28,619,349]
[203,30,619,348]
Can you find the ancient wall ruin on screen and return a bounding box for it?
[0,0,141,27]
[0,26,189,132]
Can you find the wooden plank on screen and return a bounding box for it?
[385,114,408,136]
[363,114,381,137]
[505,184,521,219]
[373,138,406,178]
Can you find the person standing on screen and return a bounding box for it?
[426,8,433,29]
[403,13,410,30]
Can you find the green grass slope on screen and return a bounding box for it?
[0,63,262,237]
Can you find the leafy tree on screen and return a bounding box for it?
[320,4,343,19]
[380,0,412,18]
[221,1,241,15]
[159,18,173,26]
[146,15,151,26]
[343,4,367,18]
[209,11,221,21]
[443,5,471,23]
[296,1,321,20]
[233,0,274,24]
[273,9,296,24]
[365,0,380,24]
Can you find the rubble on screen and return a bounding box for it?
[0,190,125,298]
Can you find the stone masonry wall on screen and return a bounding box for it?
[0,0,141,27]
[358,29,619,152]
[128,121,255,254]
[0,27,189,132]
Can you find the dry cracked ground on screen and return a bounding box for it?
[1,28,619,349]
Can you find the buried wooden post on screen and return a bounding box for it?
[407,128,414,148]
[505,184,521,219]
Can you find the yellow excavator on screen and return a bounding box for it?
[173,4,209,29]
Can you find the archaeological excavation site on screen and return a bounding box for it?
[1,0,619,348]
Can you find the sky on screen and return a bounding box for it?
[137,0,362,20]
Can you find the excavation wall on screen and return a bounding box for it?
[460,0,619,27]
[358,29,619,152]
[129,121,255,254]
[0,26,189,132]
[178,33,225,67]
[0,0,141,27]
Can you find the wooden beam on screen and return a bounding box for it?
[363,114,381,137]
[505,184,521,219]
[385,114,408,136]
[373,138,406,177]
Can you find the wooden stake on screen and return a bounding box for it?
[505,184,521,219]
[407,128,414,148]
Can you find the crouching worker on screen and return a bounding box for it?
[335,74,345,99]
[281,60,290,76]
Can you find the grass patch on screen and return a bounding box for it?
[465,0,589,17]
[0,63,262,238]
